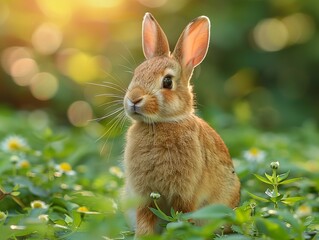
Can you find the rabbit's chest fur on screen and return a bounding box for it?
[124,116,213,201]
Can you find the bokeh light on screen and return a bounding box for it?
[32,22,63,55]
[67,101,93,127]
[30,72,59,100]
[282,13,315,45]
[10,58,39,86]
[253,18,289,52]
[1,47,33,75]
[66,51,100,83]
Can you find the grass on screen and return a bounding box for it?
[0,107,318,239]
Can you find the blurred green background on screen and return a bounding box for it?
[0,0,318,131]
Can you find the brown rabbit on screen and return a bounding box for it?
[123,13,240,237]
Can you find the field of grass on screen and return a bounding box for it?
[0,108,318,239]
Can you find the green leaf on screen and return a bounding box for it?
[247,191,270,203]
[185,204,235,221]
[10,191,20,196]
[277,171,290,182]
[254,174,272,184]
[281,196,305,205]
[71,211,82,230]
[255,217,290,240]
[170,207,176,219]
[11,176,48,197]
[264,172,273,183]
[166,221,189,231]
[149,207,173,222]
[64,214,73,225]
[217,234,252,240]
[278,210,304,237]
[279,177,303,185]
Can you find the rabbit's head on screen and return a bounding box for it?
[124,13,210,123]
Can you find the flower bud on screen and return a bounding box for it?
[0,211,7,221]
[270,161,280,169]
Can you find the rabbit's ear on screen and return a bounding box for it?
[173,16,210,73]
[142,13,170,59]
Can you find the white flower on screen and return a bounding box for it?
[31,200,48,209]
[243,147,266,163]
[1,135,28,152]
[38,214,49,222]
[55,162,76,176]
[76,206,100,215]
[17,159,31,169]
[296,205,312,218]
[150,192,161,199]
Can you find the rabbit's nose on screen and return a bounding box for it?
[127,97,143,106]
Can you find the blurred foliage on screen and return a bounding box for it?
[0,1,319,239]
[0,0,318,130]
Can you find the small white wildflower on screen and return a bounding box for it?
[1,135,28,152]
[76,206,100,215]
[55,162,76,176]
[77,206,89,213]
[17,159,31,169]
[10,155,20,164]
[38,214,49,223]
[243,147,266,163]
[296,205,312,218]
[10,225,26,230]
[150,192,161,200]
[30,200,48,209]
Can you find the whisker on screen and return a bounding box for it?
[121,43,137,66]
[100,70,127,88]
[92,107,124,122]
[88,82,126,94]
[103,103,123,113]
[118,63,134,73]
[98,99,123,108]
[96,111,125,142]
[101,81,127,92]
[94,93,124,99]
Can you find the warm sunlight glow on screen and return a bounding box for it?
[138,0,168,8]
[36,0,73,21]
[66,52,100,83]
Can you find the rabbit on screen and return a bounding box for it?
[123,12,241,237]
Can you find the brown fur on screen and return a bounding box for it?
[123,13,240,237]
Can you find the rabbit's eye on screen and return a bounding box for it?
[162,75,173,89]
